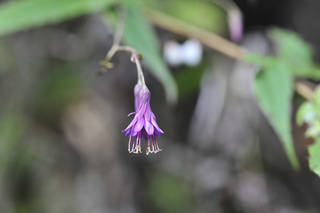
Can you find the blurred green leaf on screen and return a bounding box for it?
[269,28,320,79]
[0,0,115,37]
[246,54,278,67]
[248,29,320,170]
[33,64,84,121]
[254,62,299,169]
[296,88,320,176]
[270,28,312,67]
[144,0,226,34]
[314,87,320,106]
[297,102,316,125]
[248,29,320,79]
[296,66,320,80]
[297,87,320,138]
[308,139,320,176]
[122,6,178,103]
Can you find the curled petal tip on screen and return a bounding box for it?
[128,112,135,117]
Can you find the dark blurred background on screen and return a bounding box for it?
[0,0,320,213]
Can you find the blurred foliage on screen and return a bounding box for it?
[148,172,194,213]
[0,0,229,103]
[144,0,226,34]
[3,0,320,212]
[121,6,178,103]
[33,64,84,122]
[270,29,312,68]
[248,28,320,169]
[254,62,298,168]
[297,87,320,176]
[104,0,227,103]
[269,29,320,79]
[0,0,319,186]
[0,0,115,37]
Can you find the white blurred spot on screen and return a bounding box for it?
[163,39,203,67]
[181,39,203,66]
[163,41,183,67]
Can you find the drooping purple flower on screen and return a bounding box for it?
[122,83,164,155]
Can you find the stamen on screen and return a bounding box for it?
[128,137,132,152]
[138,138,142,153]
[154,138,161,153]
[151,139,155,153]
[137,138,140,153]
[133,136,139,153]
[146,138,151,155]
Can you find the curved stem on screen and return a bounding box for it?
[103,45,146,85]
[132,54,146,85]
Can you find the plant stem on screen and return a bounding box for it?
[117,46,145,85]
[101,8,146,86]
[145,8,247,60]
[103,45,146,85]
[144,8,315,100]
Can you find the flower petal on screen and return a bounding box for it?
[144,119,154,135]
[133,118,144,133]
[151,117,164,134]
[128,112,135,117]
[123,117,137,132]
[144,105,152,121]
[135,103,147,118]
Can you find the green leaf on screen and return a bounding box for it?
[295,66,320,80]
[246,53,278,67]
[254,62,299,169]
[268,28,320,79]
[0,0,115,37]
[270,28,312,68]
[122,6,178,103]
[308,139,320,176]
[314,87,320,106]
[143,0,226,34]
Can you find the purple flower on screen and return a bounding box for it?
[122,83,164,155]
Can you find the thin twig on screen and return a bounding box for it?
[145,8,316,100]
[117,46,145,85]
[102,44,146,84]
[100,8,127,72]
[100,11,146,85]
[145,8,247,60]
